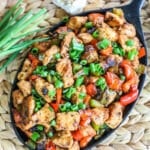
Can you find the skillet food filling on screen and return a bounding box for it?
[12,9,146,150]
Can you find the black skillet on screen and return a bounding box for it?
[10,0,148,149]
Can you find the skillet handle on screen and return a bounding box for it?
[122,0,145,17]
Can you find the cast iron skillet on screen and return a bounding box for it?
[10,0,148,149]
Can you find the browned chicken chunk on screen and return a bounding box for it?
[119,23,136,38]
[91,107,109,125]
[56,58,74,88]
[31,104,55,129]
[17,59,33,80]
[12,90,24,108]
[52,131,73,148]
[55,112,80,131]
[69,141,80,150]
[79,125,96,137]
[105,102,124,128]
[105,12,125,27]
[61,32,75,57]
[72,85,86,104]
[21,96,35,118]
[34,40,50,52]
[34,78,55,103]
[67,16,88,31]
[82,45,99,63]
[43,45,60,66]
[98,23,118,41]
[17,80,31,97]
[78,33,93,44]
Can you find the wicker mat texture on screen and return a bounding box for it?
[0,0,150,150]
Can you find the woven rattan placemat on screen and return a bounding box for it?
[0,0,150,150]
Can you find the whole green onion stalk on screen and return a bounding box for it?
[0,0,49,73]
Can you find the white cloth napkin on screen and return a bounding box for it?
[52,0,87,14]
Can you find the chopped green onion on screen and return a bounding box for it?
[90,63,104,76]
[55,53,61,59]
[75,76,84,87]
[33,66,48,77]
[92,30,99,38]
[78,102,86,109]
[59,102,72,112]
[83,67,90,75]
[79,92,86,100]
[90,99,103,108]
[73,63,82,73]
[31,47,39,55]
[50,119,56,127]
[112,42,125,56]
[127,49,138,60]
[85,22,93,29]
[96,77,107,91]
[70,104,79,111]
[36,125,44,131]
[48,89,56,99]
[62,16,69,23]
[47,131,54,138]
[26,140,36,150]
[126,39,134,46]
[54,78,63,88]
[120,74,126,81]
[63,87,76,99]
[31,132,41,142]
[69,38,84,62]
[80,60,87,65]
[97,39,111,49]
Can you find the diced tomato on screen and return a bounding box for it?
[50,103,59,112]
[86,83,97,97]
[88,13,104,25]
[105,72,123,91]
[90,39,98,49]
[138,47,146,58]
[120,87,139,106]
[80,136,92,148]
[30,75,39,81]
[28,53,39,68]
[80,113,91,126]
[45,141,56,150]
[100,46,112,56]
[72,130,84,141]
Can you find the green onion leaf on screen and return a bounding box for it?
[126,39,134,47]
[127,49,138,60]
[31,132,41,142]
[92,30,99,38]
[97,39,111,49]
[96,77,107,91]
[75,76,84,87]
[85,22,93,29]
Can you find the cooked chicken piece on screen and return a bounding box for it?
[119,23,136,38]
[131,55,139,70]
[69,141,80,150]
[82,45,99,63]
[12,90,24,108]
[118,35,140,52]
[17,59,33,80]
[88,76,99,83]
[43,45,60,66]
[79,125,96,137]
[88,13,104,26]
[98,23,118,41]
[91,107,109,125]
[67,16,88,31]
[72,85,86,104]
[56,146,66,150]
[61,32,75,57]
[100,89,117,106]
[55,112,80,131]
[52,131,73,148]
[78,33,93,44]
[34,78,55,103]
[107,54,123,67]
[105,12,125,27]
[56,58,74,88]
[17,80,31,97]
[105,102,124,129]
[31,104,55,130]
[34,40,50,52]
[21,96,35,118]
